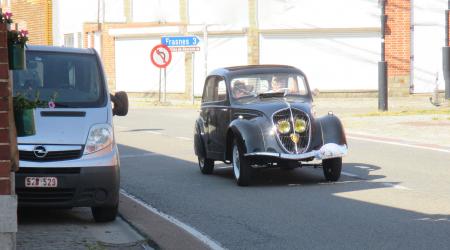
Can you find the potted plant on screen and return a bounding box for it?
[13,91,53,137]
[2,11,28,70]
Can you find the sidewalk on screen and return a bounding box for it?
[16,207,153,250]
[314,96,450,149]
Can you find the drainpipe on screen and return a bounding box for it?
[379,0,388,111]
[443,1,450,99]
[410,0,414,93]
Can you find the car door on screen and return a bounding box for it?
[200,76,230,159]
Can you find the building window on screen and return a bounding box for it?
[77,32,82,48]
[64,33,74,47]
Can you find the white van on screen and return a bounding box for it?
[13,46,128,222]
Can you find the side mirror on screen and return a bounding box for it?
[312,88,320,97]
[110,91,129,116]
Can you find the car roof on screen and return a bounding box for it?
[209,65,306,78]
[26,45,97,55]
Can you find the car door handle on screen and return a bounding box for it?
[220,108,228,111]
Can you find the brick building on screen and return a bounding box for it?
[5,0,449,98]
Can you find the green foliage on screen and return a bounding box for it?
[13,91,55,112]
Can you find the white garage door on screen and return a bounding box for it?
[413,0,446,93]
[115,37,185,93]
[260,33,380,91]
[193,35,247,96]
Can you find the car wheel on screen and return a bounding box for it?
[322,157,342,181]
[198,156,214,174]
[232,139,252,186]
[91,204,118,223]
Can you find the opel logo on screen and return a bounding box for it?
[33,146,48,158]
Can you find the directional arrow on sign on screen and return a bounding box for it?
[161,36,200,47]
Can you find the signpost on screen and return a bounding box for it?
[150,44,172,103]
[162,35,201,104]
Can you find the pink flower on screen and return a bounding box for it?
[4,12,12,19]
[19,29,28,37]
[48,101,55,109]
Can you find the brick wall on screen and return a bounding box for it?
[0,23,17,196]
[385,0,411,96]
[10,0,52,45]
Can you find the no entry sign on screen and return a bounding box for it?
[150,44,172,68]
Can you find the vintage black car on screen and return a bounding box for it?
[194,65,347,186]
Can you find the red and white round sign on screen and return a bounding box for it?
[150,44,172,68]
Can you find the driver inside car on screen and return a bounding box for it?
[232,80,248,98]
[270,75,288,92]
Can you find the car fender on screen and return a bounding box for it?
[315,114,347,146]
[226,118,266,160]
[194,118,207,158]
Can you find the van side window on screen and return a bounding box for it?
[202,76,227,103]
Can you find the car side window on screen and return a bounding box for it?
[202,76,227,103]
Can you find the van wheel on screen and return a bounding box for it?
[322,157,342,181]
[92,205,118,222]
[198,156,214,174]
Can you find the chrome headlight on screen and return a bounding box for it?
[277,120,291,134]
[84,124,113,155]
[294,118,307,133]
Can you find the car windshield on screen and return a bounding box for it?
[12,51,105,108]
[230,73,309,102]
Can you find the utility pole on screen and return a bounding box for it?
[443,0,450,100]
[378,0,388,111]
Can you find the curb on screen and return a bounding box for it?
[119,190,224,250]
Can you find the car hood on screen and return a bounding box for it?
[17,108,108,145]
[235,98,312,118]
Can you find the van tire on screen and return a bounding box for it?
[91,205,118,222]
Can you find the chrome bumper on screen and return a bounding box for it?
[244,143,348,161]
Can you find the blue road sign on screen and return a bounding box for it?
[161,36,200,47]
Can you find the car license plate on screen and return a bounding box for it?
[25,177,58,188]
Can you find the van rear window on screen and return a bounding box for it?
[13,51,106,108]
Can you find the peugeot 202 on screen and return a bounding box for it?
[194,65,348,186]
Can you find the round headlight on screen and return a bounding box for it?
[294,119,307,133]
[277,120,291,134]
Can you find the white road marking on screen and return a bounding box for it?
[120,153,158,159]
[348,135,450,154]
[176,136,192,141]
[380,182,412,190]
[354,165,370,169]
[120,190,224,250]
[341,171,359,178]
[146,131,163,135]
[416,217,450,222]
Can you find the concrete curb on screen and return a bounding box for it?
[119,190,223,250]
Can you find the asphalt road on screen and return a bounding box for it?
[115,108,450,250]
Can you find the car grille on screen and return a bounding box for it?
[19,150,82,162]
[16,188,76,203]
[273,108,310,154]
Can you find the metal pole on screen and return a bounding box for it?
[444,2,450,99]
[192,52,195,105]
[203,24,208,79]
[379,0,388,111]
[159,68,162,103]
[163,68,167,103]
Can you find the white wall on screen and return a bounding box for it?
[260,33,379,91]
[115,37,185,93]
[53,0,125,46]
[259,0,379,29]
[413,0,447,93]
[193,35,248,96]
[132,0,180,23]
[189,0,248,29]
